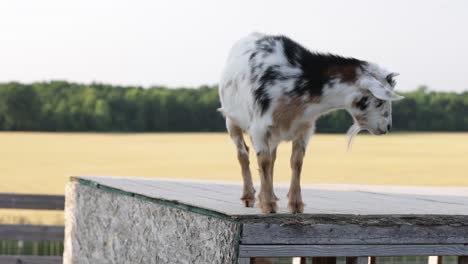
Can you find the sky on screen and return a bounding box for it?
[0,0,467,92]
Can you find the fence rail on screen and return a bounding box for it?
[0,193,64,210]
[0,255,62,264]
[0,193,64,262]
[0,224,64,241]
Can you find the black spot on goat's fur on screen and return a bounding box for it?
[254,87,271,114]
[376,99,384,108]
[249,52,257,62]
[355,96,369,111]
[250,35,366,115]
[281,36,365,96]
[255,65,289,114]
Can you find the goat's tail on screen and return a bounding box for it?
[217,108,226,117]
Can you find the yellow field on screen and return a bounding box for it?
[1,132,467,224]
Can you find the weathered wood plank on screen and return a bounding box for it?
[0,224,64,241]
[239,244,468,257]
[241,222,468,245]
[237,258,252,264]
[0,255,62,264]
[459,256,468,264]
[77,176,468,217]
[0,193,64,210]
[313,257,336,264]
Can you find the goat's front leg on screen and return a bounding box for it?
[288,140,306,213]
[270,147,279,201]
[257,150,277,214]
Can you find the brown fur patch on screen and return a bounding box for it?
[326,64,360,84]
[296,123,312,139]
[257,151,271,173]
[354,115,367,122]
[308,96,321,103]
[273,97,307,131]
[228,123,243,140]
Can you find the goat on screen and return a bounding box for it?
[218,33,403,214]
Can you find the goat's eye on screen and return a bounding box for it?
[376,99,384,108]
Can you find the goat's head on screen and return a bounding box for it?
[346,66,403,145]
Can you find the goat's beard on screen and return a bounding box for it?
[346,123,362,151]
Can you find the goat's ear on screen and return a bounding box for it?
[360,77,404,101]
[387,72,400,78]
[386,73,399,89]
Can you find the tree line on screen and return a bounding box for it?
[0,81,466,132]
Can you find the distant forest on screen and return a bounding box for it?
[0,81,467,132]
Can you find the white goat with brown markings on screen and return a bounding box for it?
[219,33,403,214]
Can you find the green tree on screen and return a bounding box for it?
[0,83,41,130]
[0,81,466,132]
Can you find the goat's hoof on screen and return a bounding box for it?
[288,200,304,214]
[241,197,255,207]
[241,193,256,208]
[259,200,278,214]
[273,193,279,201]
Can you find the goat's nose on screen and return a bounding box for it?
[387,124,392,131]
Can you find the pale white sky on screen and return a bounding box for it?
[0,0,467,92]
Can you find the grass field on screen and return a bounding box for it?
[1,132,467,224]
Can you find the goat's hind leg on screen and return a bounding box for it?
[249,127,278,214]
[256,150,278,213]
[226,119,255,207]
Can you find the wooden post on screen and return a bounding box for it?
[347,257,369,264]
[251,258,275,264]
[293,257,307,264]
[428,256,443,264]
[313,257,336,264]
[458,256,468,264]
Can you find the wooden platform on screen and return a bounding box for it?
[77,176,468,216]
[66,176,468,264]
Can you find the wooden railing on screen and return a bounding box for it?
[0,193,64,264]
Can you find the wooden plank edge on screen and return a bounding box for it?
[239,244,468,257]
[0,193,64,210]
[76,178,240,223]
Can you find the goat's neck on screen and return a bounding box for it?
[305,83,357,117]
